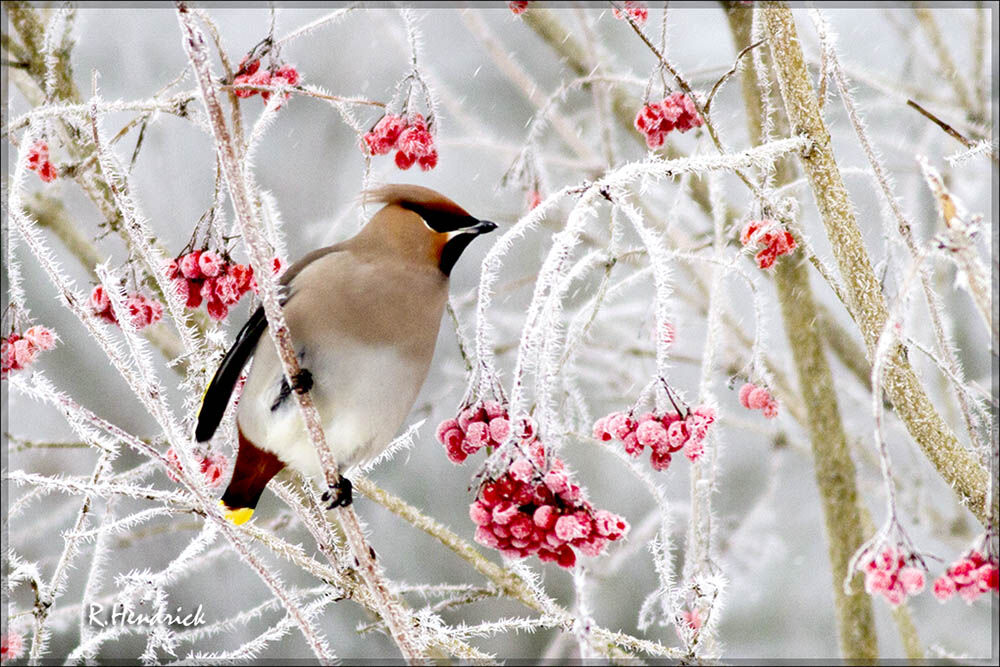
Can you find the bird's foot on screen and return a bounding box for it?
[292,368,313,394]
[322,476,353,509]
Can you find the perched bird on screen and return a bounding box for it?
[195,185,497,524]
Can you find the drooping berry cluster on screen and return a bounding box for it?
[738,382,778,419]
[1,632,25,662]
[165,447,228,489]
[164,250,279,322]
[740,220,797,269]
[933,549,998,603]
[1,326,57,379]
[233,58,301,108]
[470,441,629,569]
[509,0,530,13]
[89,286,164,330]
[613,1,649,26]
[362,113,438,171]
[438,400,629,568]
[861,547,926,606]
[27,140,57,182]
[634,93,703,148]
[435,400,515,464]
[593,405,715,471]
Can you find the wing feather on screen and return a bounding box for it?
[195,306,267,442]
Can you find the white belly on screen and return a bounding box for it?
[236,340,425,479]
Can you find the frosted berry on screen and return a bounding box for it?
[636,419,668,451]
[180,251,203,280]
[613,1,649,26]
[23,326,56,351]
[165,448,228,488]
[741,220,797,269]
[27,140,57,182]
[739,382,779,419]
[1,632,25,662]
[933,548,998,604]
[634,93,702,147]
[859,546,926,607]
[198,251,223,278]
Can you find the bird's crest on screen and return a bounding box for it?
[361,184,471,218]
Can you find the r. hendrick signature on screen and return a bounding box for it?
[87,603,206,628]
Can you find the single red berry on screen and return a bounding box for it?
[180,251,203,280]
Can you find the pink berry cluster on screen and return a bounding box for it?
[740,220,797,269]
[1,632,24,662]
[933,549,998,603]
[593,406,715,471]
[232,58,300,108]
[164,250,277,322]
[89,286,163,330]
[634,93,703,148]
[362,113,438,171]
[27,139,57,182]
[738,382,778,419]
[469,442,629,569]
[613,1,649,26]
[165,447,228,489]
[436,400,517,464]
[861,547,926,606]
[1,326,57,379]
[509,0,530,13]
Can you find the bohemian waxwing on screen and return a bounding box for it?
[195,184,497,524]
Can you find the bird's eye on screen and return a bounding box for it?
[404,202,473,233]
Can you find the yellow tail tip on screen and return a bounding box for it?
[219,499,254,525]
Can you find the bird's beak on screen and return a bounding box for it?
[471,220,498,235]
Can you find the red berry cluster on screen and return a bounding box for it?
[233,59,300,108]
[362,113,438,171]
[1,632,24,662]
[165,447,228,489]
[740,220,797,269]
[509,0,530,13]
[738,382,778,419]
[164,250,273,322]
[435,400,517,464]
[593,406,715,471]
[470,442,629,569]
[438,400,630,568]
[634,93,703,148]
[933,549,998,603]
[1,326,57,379]
[27,140,57,182]
[89,286,163,330]
[862,547,926,606]
[613,1,649,26]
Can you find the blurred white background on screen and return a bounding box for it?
[3,3,996,661]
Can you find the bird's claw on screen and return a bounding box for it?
[292,368,313,394]
[322,476,353,509]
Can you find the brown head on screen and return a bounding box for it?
[353,185,497,276]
